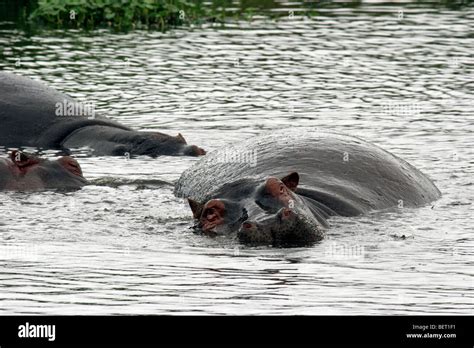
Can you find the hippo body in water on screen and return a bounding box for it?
[0,72,205,157]
[0,151,87,191]
[174,130,441,246]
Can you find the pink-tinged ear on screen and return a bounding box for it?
[58,156,83,177]
[188,198,204,219]
[10,150,26,164]
[10,151,38,168]
[281,172,299,191]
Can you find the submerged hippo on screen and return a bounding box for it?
[0,72,205,157]
[0,151,87,191]
[174,130,441,246]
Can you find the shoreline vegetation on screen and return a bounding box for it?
[0,0,472,32]
[30,0,232,31]
[3,0,293,32]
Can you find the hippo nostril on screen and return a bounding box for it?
[196,146,206,156]
[186,145,206,157]
[280,208,294,220]
[242,221,254,229]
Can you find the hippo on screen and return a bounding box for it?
[0,72,205,157]
[174,130,441,246]
[0,151,87,191]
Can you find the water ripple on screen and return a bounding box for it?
[0,4,472,314]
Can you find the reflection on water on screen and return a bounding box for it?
[0,2,473,314]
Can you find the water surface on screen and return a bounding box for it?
[0,3,472,314]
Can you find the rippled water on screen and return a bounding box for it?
[0,3,473,314]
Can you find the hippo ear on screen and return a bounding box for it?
[10,150,29,167]
[176,133,187,144]
[281,172,299,191]
[188,198,204,219]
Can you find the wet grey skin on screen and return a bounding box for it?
[0,72,206,157]
[189,176,328,247]
[0,151,87,191]
[174,130,441,247]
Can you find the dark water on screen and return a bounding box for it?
[0,3,472,314]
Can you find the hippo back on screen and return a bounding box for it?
[0,72,130,148]
[175,129,441,214]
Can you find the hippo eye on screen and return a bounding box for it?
[255,199,278,213]
[280,184,285,193]
[240,208,248,222]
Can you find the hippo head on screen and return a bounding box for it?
[139,132,206,157]
[114,132,206,157]
[187,172,326,246]
[2,151,87,191]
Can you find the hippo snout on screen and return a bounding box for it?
[183,145,206,157]
[279,207,296,221]
[238,219,272,245]
[238,207,312,246]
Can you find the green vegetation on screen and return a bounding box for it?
[27,0,231,30]
[1,0,472,32]
[5,0,320,32]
